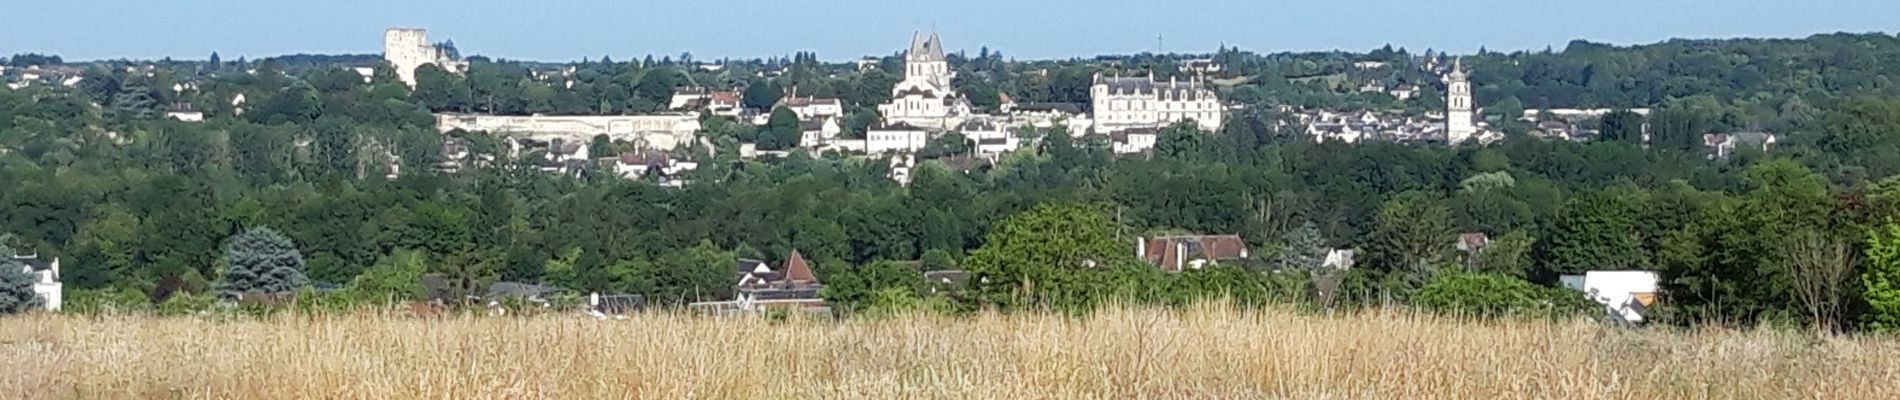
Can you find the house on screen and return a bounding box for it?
[669,87,711,110]
[165,104,205,122]
[1456,233,1490,253]
[692,251,828,314]
[1136,235,1249,272]
[1561,271,1660,324]
[1322,249,1356,270]
[612,150,698,183]
[1703,131,1776,159]
[957,120,1017,157]
[587,292,645,315]
[866,122,930,154]
[923,270,970,295]
[14,253,61,311]
[1179,59,1223,75]
[705,90,744,117]
[1091,73,1224,133]
[1110,127,1159,154]
[888,154,917,185]
[799,117,843,148]
[777,96,844,120]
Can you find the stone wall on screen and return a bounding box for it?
[435,114,702,150]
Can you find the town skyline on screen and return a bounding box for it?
[4,0,1897,62]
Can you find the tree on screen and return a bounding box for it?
[217,227,310,299]
[964,203,1139,311]
[1544,190,1645,275]
[743,80,782,111]
[1365,191,1451,280]
[346,249,428,303]
[1864,223,1900,333]
[1598,109,1646,143]
[1275,221,1327,271]
[0,243,43,314]
[1475,230,1534,278]
[759,107,801,150]
[1783,229,1855,333]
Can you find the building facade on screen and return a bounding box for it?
[383,28,468,88]
[1090,74,1223,133]
[876,31,971,130]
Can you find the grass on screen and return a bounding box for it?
[2,304,1897,399]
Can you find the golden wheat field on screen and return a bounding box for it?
[1,305,1897,399]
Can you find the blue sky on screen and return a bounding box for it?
[2,0,1895,62]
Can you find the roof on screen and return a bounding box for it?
[924,270,970,286]
[1095,75,1213,99]
[782,250,818,284]
[955,120,1000,132]
[870,121,929,132]
[1457,233,1490,252]
[1142,235,1248,272]
[487,282,565,298]
[13,256,54,272]
[907,31,947,62]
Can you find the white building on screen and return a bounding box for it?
[865,122,930,154]
[876,31,972,130]
[1110,128,1160,154]
[799,117,844,149]
[1444,58,1478,144]
[1562,271,1659,324]
[15,255,60,311]
[958,120,1018,158]
[778,96,844,120]
[383,28,469,88]
[434,114,701,151]
[1090,74,1223,134]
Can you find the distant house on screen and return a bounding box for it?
[1702,131,1776,159]
[1561,270,1659,324]
[13,253,61,311]
[923,270,969,294]
[866,122,929,154]
[1110,127,1159,154]
[799,117,843,148]
[776,96,844,120]
[165,104,205,122]
[1136,235,1249,272]
[1321,249,1356,270]
[691,250,828,314]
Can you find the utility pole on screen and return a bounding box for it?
[1157,34,1165,54]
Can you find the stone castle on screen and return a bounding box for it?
[383,28,468,88]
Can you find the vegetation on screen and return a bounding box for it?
[4,306,1899,398]
[6,33,1900,332]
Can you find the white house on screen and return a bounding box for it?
[165,108,205,122]
[778,96,844,120]
[15,255,60,311]
[866,122,930,154]
[1562,270,1660,324]
[1110,128,1159,154]
[799,117,843,149]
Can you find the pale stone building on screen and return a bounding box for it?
[865,122,930,154]
[876,31,972,130]
[1444,58,1478,144]
[384,28,468,88]
[434,114,701,151]
[1090,74,1223,134]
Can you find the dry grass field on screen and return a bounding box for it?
[2,304,1897,399]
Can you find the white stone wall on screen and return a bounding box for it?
[435,114,702,150]
[865,129,928,154]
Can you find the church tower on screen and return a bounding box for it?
[1445,57,1477,144]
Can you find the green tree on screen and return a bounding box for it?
[1864,223,1900,332]
[346,249,428,303]
[1544,190,1646,275]
[760,107,802,150]
[0,243,44,314]
[1365,191,1451,279]
[1275,221,1327,271]
[217,227,310,299]
[1415,272,1586,319]
[964,203,1139,312]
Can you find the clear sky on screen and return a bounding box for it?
[2,0,1895,62]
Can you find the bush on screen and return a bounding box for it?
[1415,272,1587,319]
[158,292,218,316]
[63,288,152,315]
